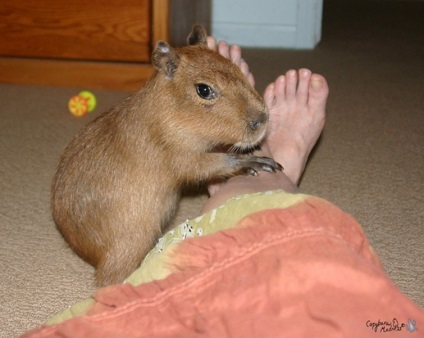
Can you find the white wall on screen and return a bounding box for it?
[212,0,323,49]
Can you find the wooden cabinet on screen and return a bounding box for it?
[0,0,170,91]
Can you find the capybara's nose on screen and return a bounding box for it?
[248,112,268,131]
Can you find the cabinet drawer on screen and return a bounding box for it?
[0,0,151,62]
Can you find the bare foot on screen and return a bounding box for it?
[207,36,255,87]
[206,38,329,193]
[264,69,329,185]
[201,70,329,212]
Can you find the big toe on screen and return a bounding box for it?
[308,74,329,111]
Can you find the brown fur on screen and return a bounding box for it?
[51,25,282,287]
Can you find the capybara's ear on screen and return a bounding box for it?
[187,24,208,46]
[152,41,180,78]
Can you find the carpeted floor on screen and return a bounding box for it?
[1,1,423,336]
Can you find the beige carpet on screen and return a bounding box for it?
[1,1,423,336]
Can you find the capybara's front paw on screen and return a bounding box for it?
[228,154,283,176]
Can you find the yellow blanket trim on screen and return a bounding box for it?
[126,190,306,285]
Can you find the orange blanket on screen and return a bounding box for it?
[23,195,424,337]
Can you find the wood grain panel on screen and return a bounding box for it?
[0,0,151,62]
[152,0,170,44]
[0,57,155,91]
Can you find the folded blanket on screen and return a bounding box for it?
[22,191,424,337]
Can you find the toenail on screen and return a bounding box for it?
[301,69,311,78]
[311,77,323,89]
[287,70,296,77]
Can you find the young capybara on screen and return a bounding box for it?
[51,25,282,287]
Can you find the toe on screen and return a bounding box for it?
[239,61,249,75]
[308,74,329,111]
[240,62,255,86]
[264,82,275,109]
[207,36,218,51]
[297,69,312,105]
[285,70,297,103]
[274,75,287,106]
[229,44,242,66]
[218,41,230,59]
[247,73,255,87]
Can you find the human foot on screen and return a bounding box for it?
[207,36,255,87]
[263,69,329,185]
[199,63,329,208]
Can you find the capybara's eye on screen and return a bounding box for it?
[195,84,216,100]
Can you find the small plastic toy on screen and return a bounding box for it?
[68,95,89,117]
[68,91,97,117]
[78,91,97,113]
